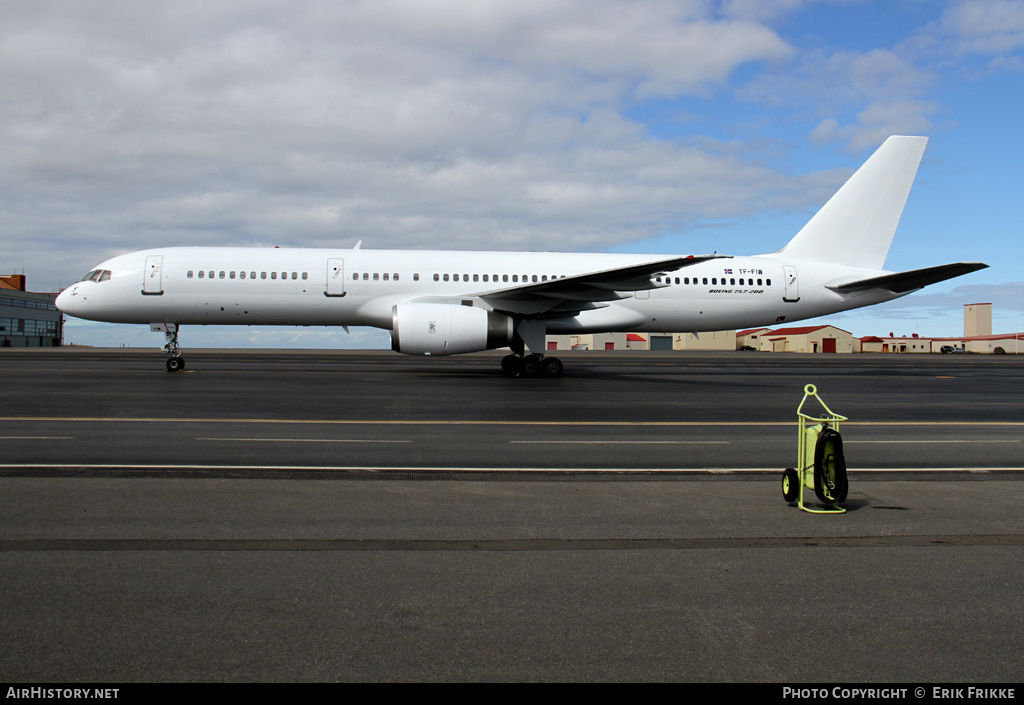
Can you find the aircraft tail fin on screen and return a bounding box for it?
[779,136,928,269]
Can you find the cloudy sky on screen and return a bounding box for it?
[3,0,1023,348]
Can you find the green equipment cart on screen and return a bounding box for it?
[782,384,849,514]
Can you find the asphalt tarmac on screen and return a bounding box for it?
[1,348,1022,682]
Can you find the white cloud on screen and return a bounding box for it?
[939,0,1024,55]
[2,1,805,292]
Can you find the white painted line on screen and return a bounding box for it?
[510,440,729,445]
[847,440,1020,444]
[196,438,412,443]
[0,436,74,440]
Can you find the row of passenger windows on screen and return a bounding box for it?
[656,276,771,286]
[349,272,566,283]
[352,272,412,281]
[433,273,564,283]
[182,269,771,287]
[187,270,308,280]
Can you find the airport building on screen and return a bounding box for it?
[548,303,1021,355]
[0,275,63,347]
[546,330,735,351]
[740,325,856,353]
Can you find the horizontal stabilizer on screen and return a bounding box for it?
[826,262,988,294]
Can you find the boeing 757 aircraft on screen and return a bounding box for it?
[57,136,986,376]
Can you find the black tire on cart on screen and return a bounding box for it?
[782,467,799,503]
[813,428,848,504]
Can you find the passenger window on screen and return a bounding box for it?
[443,274,450,282]
[413,273,419,281]
[483,275,489,282]
[252,272,257,279]
[503,275,509,282]
[198,271,205,279]
[766,279,772,286]
[383,273,389,281]
[240,271,246,279]
[703,278,708,285]
[730,278,735,285]
[302,272,308,280]
[261,272,267,279]
[453,274,459,282]
[230,271,236,279]
[473,274,479,282]
[362,273,368,280]
[512,275,518,282]
[393,273,398,281]
[220,271,226,279]
[373,273,379,281]
[271,272,277,280]
[433,274,439,281]
[187,271,194,278]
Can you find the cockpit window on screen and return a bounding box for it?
[79,269,112,283]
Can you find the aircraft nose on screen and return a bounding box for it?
[55,285,81,315]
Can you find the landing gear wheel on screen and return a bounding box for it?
[541,356,563,377]
[521,355,541,377]
[782,468,799,503]
[166,356,185,372]
[501,354,520,376]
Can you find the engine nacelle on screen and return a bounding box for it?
[391,303,514,356]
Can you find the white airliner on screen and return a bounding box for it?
[57,136,986,375]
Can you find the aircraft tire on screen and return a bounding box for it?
[521,355,541,376]
[501,354,520,376]
[541,356,563,377]
[166,356,185,372]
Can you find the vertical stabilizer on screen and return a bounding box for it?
[779,136,928,269]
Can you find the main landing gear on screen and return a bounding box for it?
[501,354,563,378]
[154,323,185,372]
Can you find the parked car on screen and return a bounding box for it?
[738,345,757,351]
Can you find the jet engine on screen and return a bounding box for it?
[391,303,514,356]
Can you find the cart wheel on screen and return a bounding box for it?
[782,468,799,503]
[813,429,848,504]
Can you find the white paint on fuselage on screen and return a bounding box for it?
[56,246,907,334]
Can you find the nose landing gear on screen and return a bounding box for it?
[152,323,185,372]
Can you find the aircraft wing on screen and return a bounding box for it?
[477,254,730,315]
[826,262,988,294]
